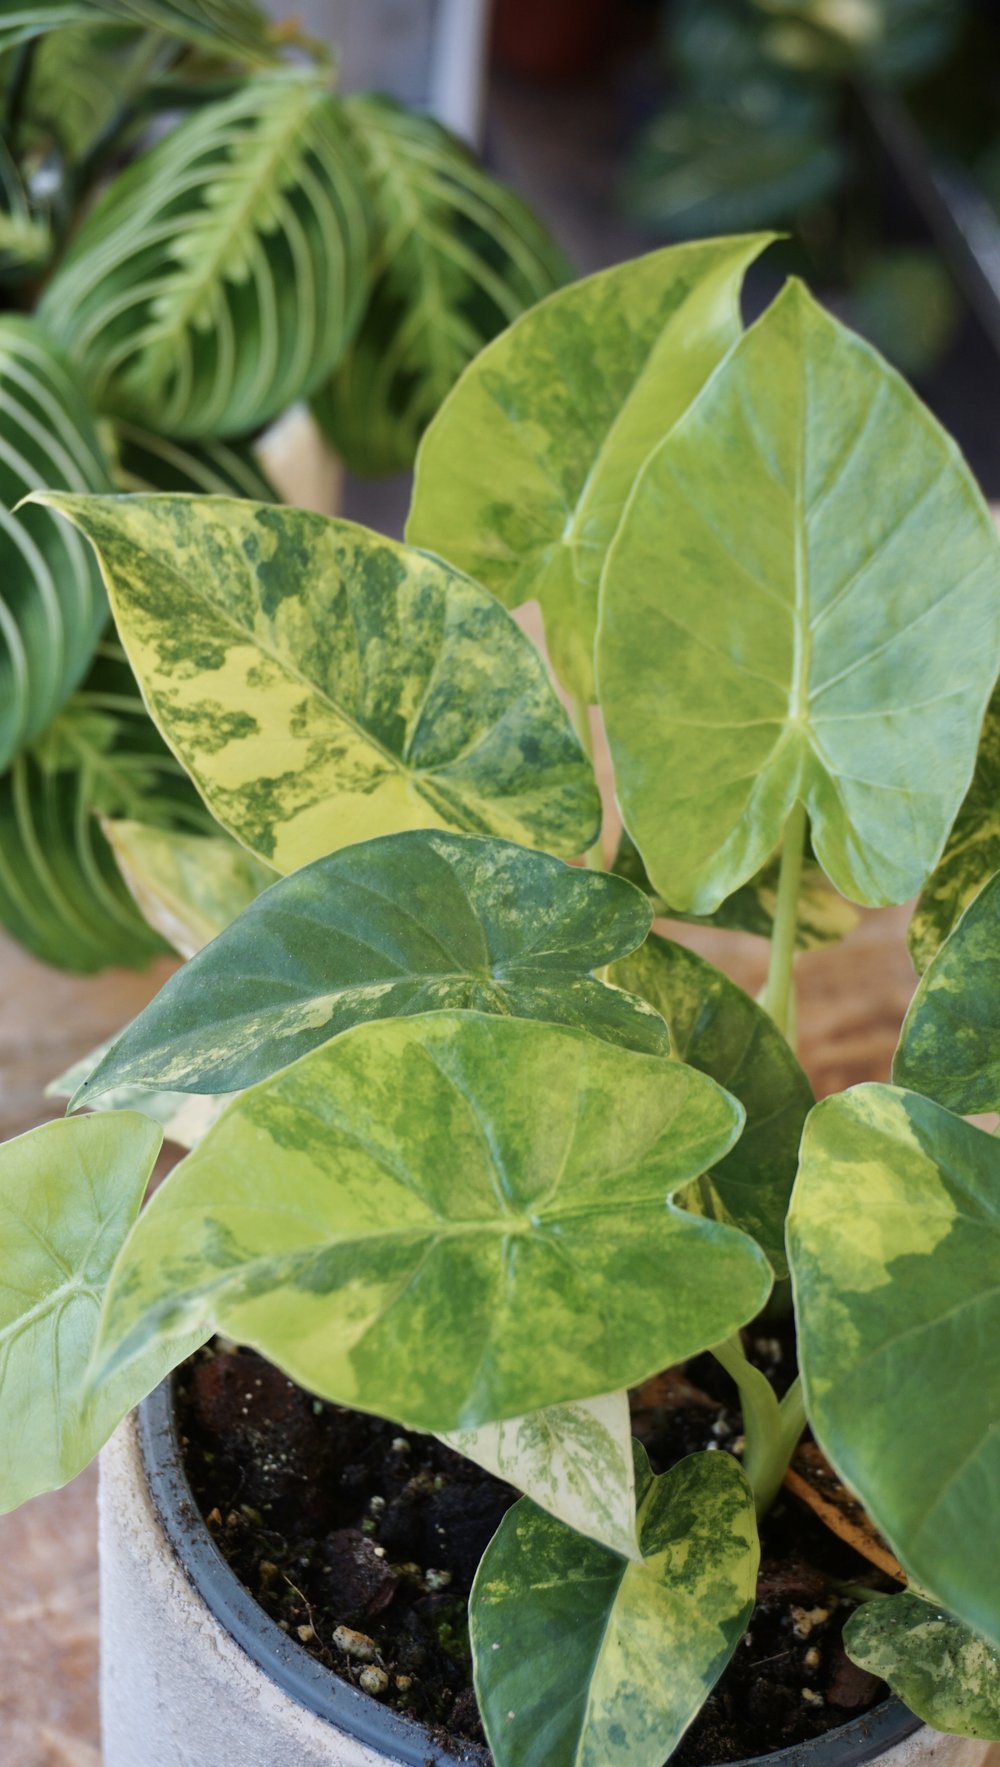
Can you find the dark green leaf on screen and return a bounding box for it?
[895,869,1000,1114]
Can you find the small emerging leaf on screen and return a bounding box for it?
[442,1392,638,1561]
[32,495,601,871]
[894,870,1000,1114]
[408,235,773,702]
[472,1445,759,1767]
[789,1084,1000,1649]
[598,279,1000,912]
[0,1113,204,1512]
[846,1594,1000,1740]
[609,933,813,1271]
[96,1013,770,1433]
[72,830,663,1107]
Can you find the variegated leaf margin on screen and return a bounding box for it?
[471,1446,759,1767]
[408,235,773,703]
[845,1594,1000,1740]
[442,1391,639,1561]
[34,494,601,872]
[94,1013,768,1433]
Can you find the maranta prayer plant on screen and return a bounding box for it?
[4,239,1000,1764]
[0,1,565,969]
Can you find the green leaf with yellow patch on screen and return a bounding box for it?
[0,1113,205,1513]
[788,1084,1000,1649]
[407,236,774,703]
[31,494,601,871]
[845,1594,1000,1740]
[471,1445,759,1767]
[598,280,1000,913]
[95,1013,770,1433]
[442,1391,639,1561]
[48,1042,230,1151]
[894,870,1000,1114]
[70,830,663,1108]
[909,682,1000,973]
[608,933,812,1271]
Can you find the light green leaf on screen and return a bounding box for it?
[788,1083,1000,1648]
[311,94,568,479]
[40,71,370,438]
[72,830,662,1107]
[442,1391,639,1561]
[612,827,859,948]
[102,821,273,959]
[0,0,275,58]
[909,682,1000,973]
[0,641,212,973]
[34,494,600,871]
[598,278,1000,913]
[0,315,114,771]
[471,1445,759,1767]
[47,1042,231,1150]
[97,1013,770,1432]
[894,870,1000,1114]
[845,1594,1000,1740]
[112,421,278,502]
[609,932,812,1271]
[407,236,774,702]
[0,1112,204,1513]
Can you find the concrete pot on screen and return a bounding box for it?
[99,1381,993,1767]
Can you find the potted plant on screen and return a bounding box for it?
[2,235,999,1766]
[0,0,565,972]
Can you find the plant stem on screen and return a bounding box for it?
[712,1336,807,1519]
[762,798,807,1041]
[569,695,604,871]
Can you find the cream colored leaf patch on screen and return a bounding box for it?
[846,1594,1000,1740]
[103,820,273,958]
[47,1042,229,1151]
[31,495,601,872]
[442,1391,639,1561]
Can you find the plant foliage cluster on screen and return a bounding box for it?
[0,0,565,971]
[2,230,1000,1764]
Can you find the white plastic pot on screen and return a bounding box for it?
[99,1385,994,1767]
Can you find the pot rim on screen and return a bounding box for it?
[138,1378,922,1767]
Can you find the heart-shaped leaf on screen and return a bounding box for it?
[312,95,568,479]
[788,1084,1000,1648]
[909,681,1000,973]
[0,1112,206,1513]
[598,279,1000,913]
[609,933,813,1271]
[407,235,774,703]
[34,494,601,871]
[102,821,273,960]
[0,315,114,771]
[96,1013,769,1433]
[40,71,370,438]
[471,1445,758,1767]
[442,1391,639,1561]
[894,870,1000,1114]
[0,641,212,972]
[845,1594,1000,1740]
[72,830,662,1107]
[612,827,859,950]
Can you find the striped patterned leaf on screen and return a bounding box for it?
[472,1447,759,1767]
[0,641,212,972]
[0,316,114,772]
[311,95,568,478]
[41,71,371,439]
[112,421,277,501]
[0,0,274,58]
[48,1040,232,1151]
[34,494,601,872]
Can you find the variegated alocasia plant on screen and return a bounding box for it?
[0,4,565,972]
[3,238,1000,1766]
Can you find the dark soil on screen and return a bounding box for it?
[175,1326,892,1765]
